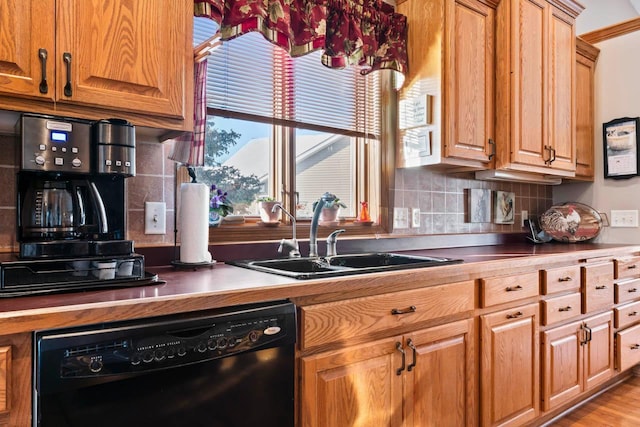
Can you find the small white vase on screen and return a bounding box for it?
[258,201,281,223]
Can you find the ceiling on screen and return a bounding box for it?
[577,0,640,35]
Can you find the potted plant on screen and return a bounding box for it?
[313,195,347,223]
[257,196,281,223]
[209,185,233,226]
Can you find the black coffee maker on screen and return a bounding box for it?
[16,113,134,259]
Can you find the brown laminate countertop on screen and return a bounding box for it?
[1,242,639,335]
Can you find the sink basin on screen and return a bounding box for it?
[227,253,463,280]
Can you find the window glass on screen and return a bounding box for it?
[195,117,272,217]
[295,129,356,218]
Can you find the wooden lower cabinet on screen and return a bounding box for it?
[0,333,32,427]
[300,319,475,427]
[480,303,539,427]
[541,311,614,412]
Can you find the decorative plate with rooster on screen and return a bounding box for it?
[540,202,603,242]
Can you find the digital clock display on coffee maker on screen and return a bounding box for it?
[51,131,68,143]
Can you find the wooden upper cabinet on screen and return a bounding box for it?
[56,0,190,119]
[0,0,55,100]
[0,0,193,133]
[495,0,583,177]
[443,0,496,164]
[574,38,600,180]
[397,0,498,169]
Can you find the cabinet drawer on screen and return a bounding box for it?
[300,281,474,350]
[582,263,614,313]
[615,279,640,304]
[542,265,581,294]
[480,271,539,307]
[615,301,640,329]
[616,323,640,371]
[615,256,640,280]
[541,292,581,326]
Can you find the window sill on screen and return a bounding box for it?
[208,220,386,244]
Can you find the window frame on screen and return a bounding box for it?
[181,29,397,244]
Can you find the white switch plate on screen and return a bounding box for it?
[611,210,639,228]
[393,207,409,229]
[411,208,421,228]
[145,202,166,234]
[521,210,528,228]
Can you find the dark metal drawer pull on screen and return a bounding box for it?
[558,277,573,282]
[506,311,523,319]
[559,306,572,312]
[628,265,638,270]
[631,344,640,350]
[391,305,417,315]
[396,342,405,375]
[629,311,638,317]
[595,285,607,290]
[629,288,638,293]
[506,285,523,292]
[407,339,417,372]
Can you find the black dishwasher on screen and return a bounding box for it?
[34,301,296,427]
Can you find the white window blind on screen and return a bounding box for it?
[197,20,381,138]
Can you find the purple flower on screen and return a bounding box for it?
[209,184,233,216]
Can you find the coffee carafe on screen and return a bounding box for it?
[20,178,107,241]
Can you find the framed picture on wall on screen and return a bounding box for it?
[494,191,515,224]
[603,117,640,179]
[467,189,492,223]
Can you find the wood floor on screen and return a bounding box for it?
[549,376,640,426]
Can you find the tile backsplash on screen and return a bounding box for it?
[0,134,176,252]
[0,133,552,252]
[392,167,553,235]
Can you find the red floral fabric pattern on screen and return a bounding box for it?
[194,0,407,76]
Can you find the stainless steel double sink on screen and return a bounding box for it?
[227,252,463,280]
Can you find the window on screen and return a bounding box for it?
[193,18,385,227]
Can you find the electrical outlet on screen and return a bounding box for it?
[611,210,639,228]
[393,207,409,229]
[145,202,166,234]
[521,210,528,228]
[411,208,421,228]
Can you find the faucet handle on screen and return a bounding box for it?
[326,229,345,257]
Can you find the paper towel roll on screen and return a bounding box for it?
[179,183,213,263]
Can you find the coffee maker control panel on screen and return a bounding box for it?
[19,114,92,174]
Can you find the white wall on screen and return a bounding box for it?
[554,30,640,243]
[576,0,638,34]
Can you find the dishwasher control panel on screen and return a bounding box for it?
[35,301,296,381]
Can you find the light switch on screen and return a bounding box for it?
[145,202,166,234]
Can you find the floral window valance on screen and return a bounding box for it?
[193,0,408,76]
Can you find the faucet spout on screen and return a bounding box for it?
[272,203,300,258]
[309,192,337,257]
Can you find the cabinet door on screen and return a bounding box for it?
[0,333,32,427]
[443,0,494,163]
[547,5,576,172]
[541,320,582,411]
[300,336,403,427]
[583,311,614,390]
[56,0,191,119]
[575,38,599,180]
[510,0,548,169]
[0,0,55,101]
[405,319,475,427]
[481,303,539,427]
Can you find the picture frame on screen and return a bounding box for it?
[603,117,640,179]
[494,191,515,224]
[467,189,492,223]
